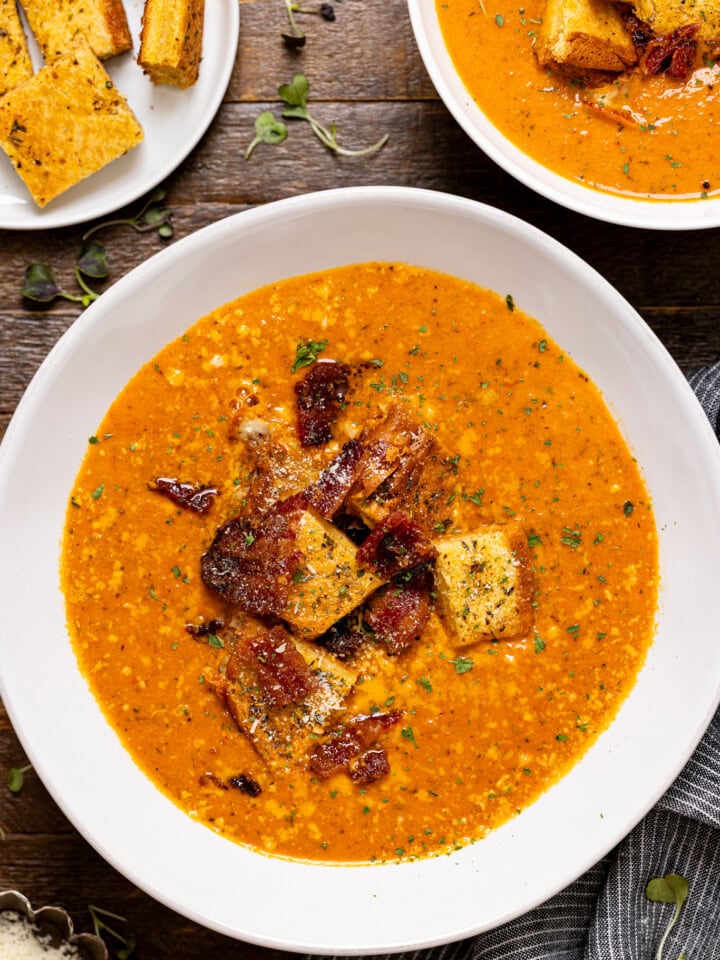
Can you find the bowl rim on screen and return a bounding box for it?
[2,186,720,953]
[407,0,720,231]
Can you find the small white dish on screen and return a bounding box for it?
[408,0,720,230]
[0,0,238,230]
[1,187,719,952]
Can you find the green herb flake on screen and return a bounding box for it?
[453,656,474,674]
[505,292,514,310]
[291,337,328,374]
[495,13,505,25]
[401,726,419,748]
[623,500,635,516]
[91,483,105,500]
[534,634,546,654]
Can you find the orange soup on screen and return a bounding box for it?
[437,0,720,200]
[62,263,658,863]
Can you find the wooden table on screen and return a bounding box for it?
[1,1,718,955]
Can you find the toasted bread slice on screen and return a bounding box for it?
[622,0,720,40]
[282,508,382,639]
[138,0,204,89]
[220,629,357,770]
[536,0,637,71]
[434,525,535,647]
[0,37,142,207]
[0,0,32,96]
[20,0,132,61]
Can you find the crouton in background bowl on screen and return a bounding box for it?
[1,187,719,952]
[409,0,720,229]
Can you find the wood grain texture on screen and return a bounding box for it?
[1,0,720,956]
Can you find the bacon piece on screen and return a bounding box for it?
[151,477,218,513]
[363,564,434,655]
[295,360,351,447]
[308,711,402,781]
[356,511,437,579]
[246,626,318,709]
[643,24,699,80]
[308,438,364,518]
[200,494,308,615]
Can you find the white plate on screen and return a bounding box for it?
[1,187,720,953]
[408,0,720,230]
[0,0,238,230]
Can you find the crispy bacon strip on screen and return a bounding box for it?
[356,511,437,579]
[226,625,317,709]
[642,24,699,80]
[200,494,308,615]
[228,774,262,797]
[308,438,364,518]
[363,564,434,655]
[151,477,218,513]
[309,711,403,782]
[295,360,351,447]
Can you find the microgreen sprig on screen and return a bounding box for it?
[245,111,289,159]
[283,0,307,47]
[279,73,389,157]
[88,905,136,960]
[22,240,108,307]
[646,872,690,960]
[83,187,174,240]
[7,763,32,793]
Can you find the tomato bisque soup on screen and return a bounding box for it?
[437,0,720,200]
[62,262,658,864]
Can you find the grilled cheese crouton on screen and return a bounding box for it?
[220,628,357,769]
[621,0,720,40]
[282,509,382,639]
[0,0,32,96]
[435,526,534,647]
[138,0,205,89]
[0,37,142,207]
[536,0,637,71]
[20,0,132,61]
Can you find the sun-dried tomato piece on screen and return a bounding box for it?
[308,438,364,518]
[308,731,361,779]
[200,495,308,615]
[363,566,434,655]
[316,613,366,661]
[151,477,218,513]
[643,24,699,80]
[248,626,317,709]
[185,617,225,637]
[295,360,351,447]
[228,773,262,797]
[356,511,437,579]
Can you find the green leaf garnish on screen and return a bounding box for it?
[278,72,388,157]
[77,240,109,279]
[21,264,64,303]
[453,656,474,674]
[83,187,174,240]
[245,111,289,159]
[291,337,328,373]
[7,763,32,793]
[646,873,689,960]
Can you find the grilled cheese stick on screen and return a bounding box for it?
[0,0,32,96]
[536,0,637,72]
[0,37,142,207]
[20,0,132,61]
[138,0,204,88]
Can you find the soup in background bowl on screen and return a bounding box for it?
[408,0,720,229]
[1,187,719,952]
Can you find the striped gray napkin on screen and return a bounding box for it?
[308,360,720,960]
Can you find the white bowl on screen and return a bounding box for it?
[408,0,720,230]
[1,187,719,953]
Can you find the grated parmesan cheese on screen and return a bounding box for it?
[0,911,82,959]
